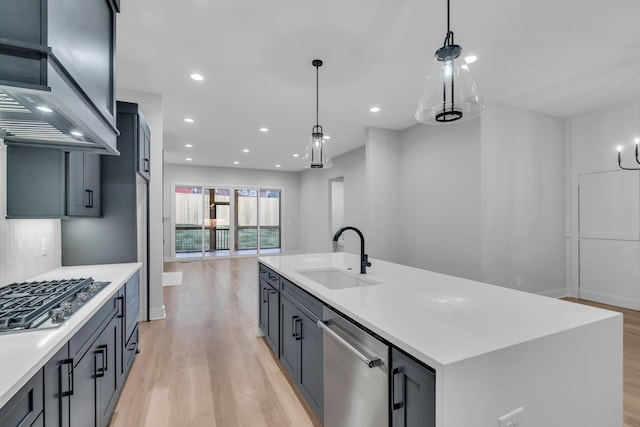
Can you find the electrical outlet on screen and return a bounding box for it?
[40,237,48,256]
[499,407,523,427]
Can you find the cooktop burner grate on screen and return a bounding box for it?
[0,277,104,331]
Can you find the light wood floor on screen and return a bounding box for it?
[109,258,318,427]
[109,258,640,426]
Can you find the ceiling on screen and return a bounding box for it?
[116,0,640,171]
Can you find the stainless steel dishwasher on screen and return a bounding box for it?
[317,306,389,427]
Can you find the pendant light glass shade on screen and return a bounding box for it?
[302,126,333,169]
[415,0,483,124]
[302,59,333,169]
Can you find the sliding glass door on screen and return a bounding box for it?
[174,185,281,258]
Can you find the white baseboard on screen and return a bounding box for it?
[579,290,640,310]
[537,287,569,298]
[149,305,166,320]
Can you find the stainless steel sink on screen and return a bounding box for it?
[297,268,380,290]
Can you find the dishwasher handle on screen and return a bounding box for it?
[317,320,383,368]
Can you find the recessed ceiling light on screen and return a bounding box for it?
[260,128,269,132]
[37,105,53,113]
[635,137,640,144]
[190,73,204,81]
[370,107,381,113]
[275,164,281,168]
[617,146,623,152]
[233,161,239,165]
[292,153,299,157]
[185,144,193,148]
[186,158,192,161]
[242,149,250,153]
[184,118,194,123]
[70,131,83,137]
[464,55,477,64]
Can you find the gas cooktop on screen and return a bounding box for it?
[0,277,110,334]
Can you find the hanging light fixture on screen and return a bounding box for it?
[302,59,332,169]
[617,138,640,170]
[415,0,483,124]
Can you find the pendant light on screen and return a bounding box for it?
[415,0,483,124]
[302,59,332,169]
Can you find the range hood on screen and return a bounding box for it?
[0,0,120,155]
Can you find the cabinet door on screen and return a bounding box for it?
[83,153,101,216]
[0,370,43,427]
[97,315,120,427]
[298,313,323,419]
[258,280,269,333]
[266,286,280,355]
[137,117,151,181]
[70,344,98,427]
[44,344,71,427]
[6,146,65,218]
[279,296,299,379]
[391,349,436,427]
[67,152,100,217]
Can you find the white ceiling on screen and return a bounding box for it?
[116,0,640,171]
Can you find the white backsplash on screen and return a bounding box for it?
[0,142,61,285]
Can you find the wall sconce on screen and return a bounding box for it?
[617,138,640,170]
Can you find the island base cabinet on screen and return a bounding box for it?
[391,349,436,427]
[279,295,323,421]
[258,279,280,356]
[0,370,43,427]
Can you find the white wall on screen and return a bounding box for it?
[116,89,165,320]
[567,102,640,308]
[0,143,62,285]
[481,102,566,296]
[298,103,566,296]
[330,179,344,236]
[299,147,367,255]
[163,164,301,257]
[398,120,482,280]
[366,128,403,263]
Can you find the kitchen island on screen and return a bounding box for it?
[0,263,141,411]
[259,252,622,427]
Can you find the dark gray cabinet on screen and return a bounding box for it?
[6,146,100,218]
[66,152,101,217]
[258,278,280,356]
[43,344,72,427]
[6,146,65,218]
[391,348,436,427]
[40,274,138,427]
[0,0,119,153]
[258,263,324,421]
[0,369,43,427]
[279,294,323,420]
[137,112,151,181]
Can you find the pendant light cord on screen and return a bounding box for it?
[316,63,319,127]
[443,0,454,46]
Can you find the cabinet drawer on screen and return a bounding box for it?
[259,263,279,288]
[124,325,139,374]
[280,276,323,321]
[69,295,118,359]
[125,274,140,340]
[0,371,43,427]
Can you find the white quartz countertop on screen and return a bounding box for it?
[0,263,141,408]
[259,253,619,369]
